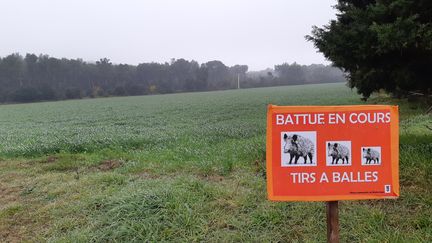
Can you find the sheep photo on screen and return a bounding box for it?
[361,146,382,165]
[281,131,317,167]
[326,141,352,166]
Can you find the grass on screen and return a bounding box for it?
[0,83,431,242]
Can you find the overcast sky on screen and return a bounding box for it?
[1,0,337,71]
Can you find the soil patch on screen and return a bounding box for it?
[0,186,21,210]
[97,160,123,171]
[135,170,159,179]
[199,174,224,182]
[45,156,58,163]
[30,156,58,165]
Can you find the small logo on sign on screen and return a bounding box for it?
[385,185,391,193]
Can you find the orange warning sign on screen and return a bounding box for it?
[266,105,399,201]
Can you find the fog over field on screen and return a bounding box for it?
[0,0,337,70]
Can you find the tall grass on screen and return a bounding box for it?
[0,83,430,242]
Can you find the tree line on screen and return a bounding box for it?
[0,53,345,103]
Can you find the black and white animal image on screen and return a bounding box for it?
[283,133,314,164]
[363,148,380,164]
[327,142,350,164]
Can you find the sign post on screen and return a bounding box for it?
[266,105,399,241]
[326,201,339,243]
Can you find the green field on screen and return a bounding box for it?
[0,83,431,242]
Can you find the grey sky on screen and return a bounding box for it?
[1,0,337,71]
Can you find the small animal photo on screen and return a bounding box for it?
[281,131,317,167]
[326,141,351,166]
[361,146,381,165]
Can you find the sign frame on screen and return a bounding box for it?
[266,104,399,202]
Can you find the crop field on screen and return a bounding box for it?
[0,83,431,242]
